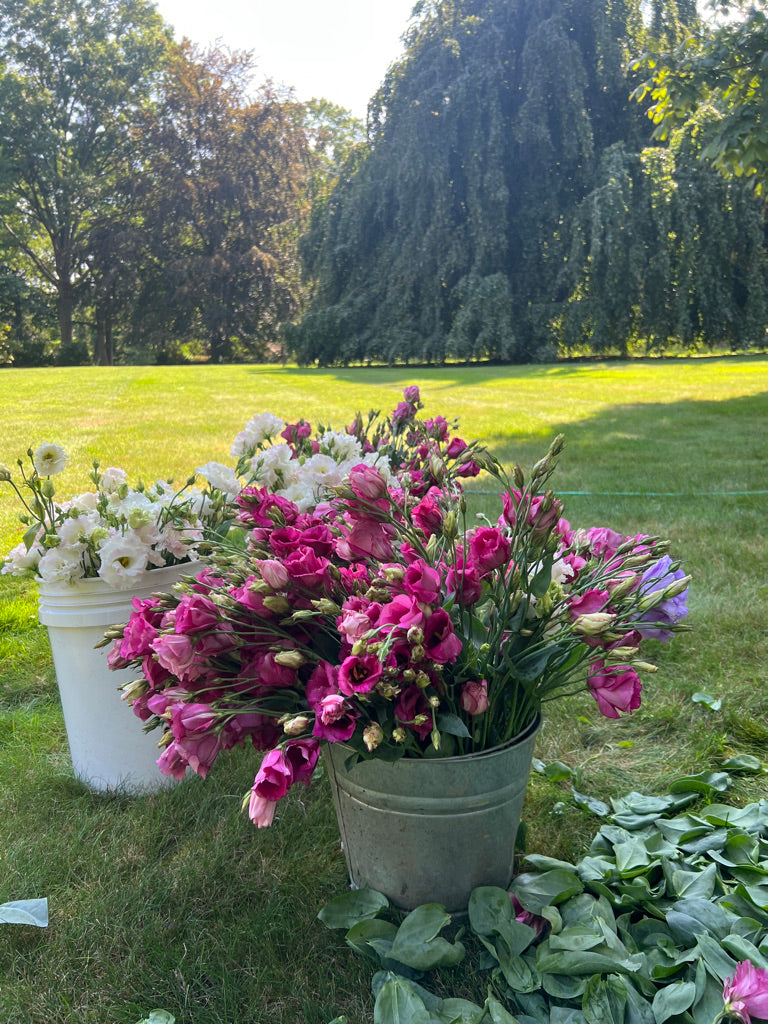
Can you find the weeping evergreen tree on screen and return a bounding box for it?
[291,0,766,365]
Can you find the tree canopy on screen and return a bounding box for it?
[632,0,768,191]
[291,0,767,365]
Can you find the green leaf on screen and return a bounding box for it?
[485,993,522,1024]
[650,980,696,1024]
[666,899,733,945]
[346,919,399,962]
[582,974,627,1024]
[510,869,584,914]
[435,997,487,1024]
[541,973,589,999]
[373,974,433,1024]
[668,772,732,797]
[468,887,537,956]
[535,947,642,976]
[537,761,573,782]
[691,691,722,711]
[318,889,389,929]
[695,932,739,982]
[390,904,466,971]
[523,855,577,873]
[721,754,763,773]
[572,789,610,817]
[436,713,471,739]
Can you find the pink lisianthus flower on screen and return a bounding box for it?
[411,494,443,537]
[423,608,463,663]
[469,526,511,577]
[444,435,467,458]
[337,597,382,645]
[721,961,768,1023]
[460,679,489,715]
[403,559,442,604]
[339,517,396,561]
[284,737,320,784]
[156,740,189,780]
[175,730,223,779]
[584,526,625,558]
[394,685,432,740]
[568,589,611,621]
[349,464,388,500]
[587,661,642,719]
[338,654,384,695]
[445,554,483,606]
[173,593,220,634]
[312,693,358,741]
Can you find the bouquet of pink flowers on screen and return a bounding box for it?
[106,388,690,827]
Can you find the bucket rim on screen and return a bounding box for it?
[323,712,541,769]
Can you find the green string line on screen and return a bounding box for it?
[467,490,768,497]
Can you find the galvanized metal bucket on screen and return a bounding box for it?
[323,714,541,912]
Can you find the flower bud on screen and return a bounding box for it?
[572,612,615,636]
[283,715,310,736]
[406,626,424,645]
[363,723,384,751]
[120,679,149,703]
[392,727,407,744]
[40,479,56,498]
[263,595,291,615]
[313,598,342,616]
[0,464,11,482]
[415,671,430,689]
[431,728,441,751]
[273,649,306,669]
[632,661,658,673]
[442,510,458,540]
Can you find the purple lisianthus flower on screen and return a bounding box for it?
[636,555,689,641]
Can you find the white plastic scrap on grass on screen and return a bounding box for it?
[0,898,48,927]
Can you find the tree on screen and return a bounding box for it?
[291,0,664,365]
[127,43,313,363]
[0,0,170,361]
[632,0,768,190]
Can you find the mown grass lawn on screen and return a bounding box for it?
[0,357,766,1023]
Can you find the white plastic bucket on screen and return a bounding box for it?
[38,563,193,793]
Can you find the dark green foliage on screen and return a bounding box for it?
[293,0,768,365]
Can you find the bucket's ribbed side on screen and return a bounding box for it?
[323,715,540,913]
[38,563,191,793]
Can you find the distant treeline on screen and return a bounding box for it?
[1,0,766,367]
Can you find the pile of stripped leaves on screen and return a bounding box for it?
[320,763,768,1024]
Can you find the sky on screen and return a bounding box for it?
[152,0,418,120]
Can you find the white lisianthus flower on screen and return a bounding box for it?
[196,462,241,498]
[279,480,322,512]
[97,533,150,589]
[160,524,203,559]
[317,431,362,464]
[37,547,85,584]
[1,541,43,576]
[99,467,128,494]
[249,444,295,489]
[33,443,67,477]
[303,453,343,487]
[107,488,153,520]
[231,413,285,457]
[56,512,103,547]
[66,491,100,513]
